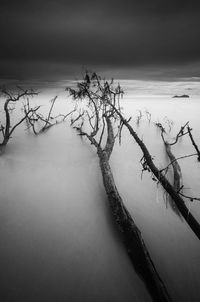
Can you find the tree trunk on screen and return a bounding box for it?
[95,118,172,302]
[98,151,172,302]
[127,122,200,240]
[164,142,182,192]
[107,103,200,240]
[69,75,172,301]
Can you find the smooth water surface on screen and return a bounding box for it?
[0,84,200,302]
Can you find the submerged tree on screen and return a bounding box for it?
[24,96,75,135]
[107,104,200,240]
[67,72,172,302]
[0,87,38,154]
[158,121,200,203]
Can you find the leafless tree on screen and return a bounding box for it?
[107,101,200,239]
[67,72,172,302]
[159,122,200,203]
[0,87,38,153]
[24,96,76,135]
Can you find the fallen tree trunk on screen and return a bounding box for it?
[68,73,172,301]
[108,102,200,240]
[98,151,172,302]
[75,118,172,302]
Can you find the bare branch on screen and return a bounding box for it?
[10,106,40,137]
[98,114,106,147]
[0,87,38,151]
[155,122,166,133]
[160,153,198,174]
[145,109,151,124]
[66,72,172,302]
[136,110,142,125]
[169,121,189,145]
[71,111,85,126]
[187,126,200,161]
[53,108,77,122]
[105,97,200,240]
[24,95,75,135]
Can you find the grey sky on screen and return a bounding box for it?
[1,0,200,80]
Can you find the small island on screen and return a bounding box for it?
[172,94,190,98]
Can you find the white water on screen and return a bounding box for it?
[0,83,200,302]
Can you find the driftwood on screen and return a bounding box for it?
[107,101,200,240]
[67,73,172,302]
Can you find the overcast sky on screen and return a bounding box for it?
[1,0,200,81]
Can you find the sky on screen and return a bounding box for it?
[1,0,200,81]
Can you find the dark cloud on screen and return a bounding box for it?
[1,0,200,79]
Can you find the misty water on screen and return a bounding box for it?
[1,82,200,302]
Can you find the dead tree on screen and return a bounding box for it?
[106,100,200,240]
[0,87,38,153]
[158,122,187,216]
[67,72,172,302]
[160,123,189,193]
[24,96,76,135]
[159,122,200,203]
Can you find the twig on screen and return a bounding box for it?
[187,126,200,161]
[160,153,198,173]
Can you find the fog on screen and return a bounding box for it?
[0,84,200,301]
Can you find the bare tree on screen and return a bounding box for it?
[106,101,200,240]
[159,122,200,203]
[67,72,172,302]
[24,96,76,135]
[0,87,38,153]
[160,122,190,193]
